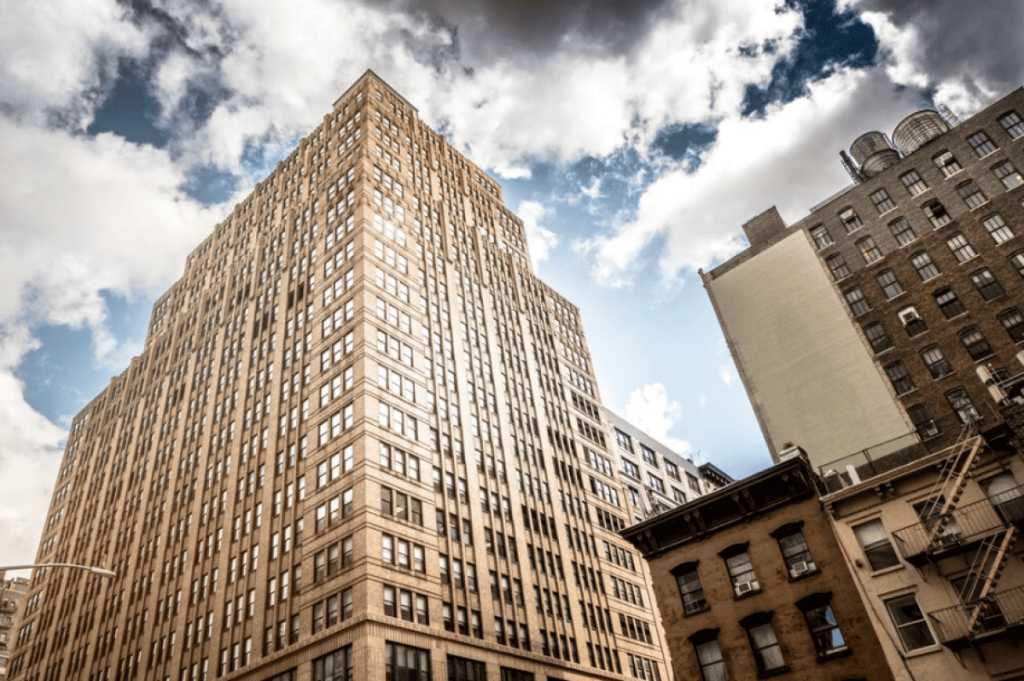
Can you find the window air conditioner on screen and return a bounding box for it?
[735,580,755,595]
[898,308,921,326]
[790,561,810,576]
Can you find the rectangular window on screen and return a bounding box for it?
[957,179,987,209]
[982,213,1015,244]
[900,170,928,196]
[854,519,900,570]
[946,233,977,263]
[857,236,884,264]
[922,199,952,228]
[921,345,952,378]
[863,322,892,353]
[959,327,993,360]
[908,404,941,439]
[1011,251,1024,278]
[810,225,833,249]
[933,150,962,177]
[885,361,915,395]
[843,287,870,316]
[385,642,430,681]
[967,130,998,156]
[694,639,727,681]
[886,594,936,651]
[876,269,904,298]
[971,268,1004,300]
[746,622,786,673]
[909,250,937,280]
[889,217,917,246]
[447,655,486,681]
[870,188,895,214]
[313,645,353,681]
[992,160,1023,189]
[947,387,980,423]
[934,287,965,318]
[674,564,707,615]
[999,111,1024,139]
[724,551,758,596]
[802,603,847,658]
[827,254,851,281]
[777,529,815,577]
[999,308,1024,342]
[839,207,863,233]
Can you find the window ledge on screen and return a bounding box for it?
[904,643,943,659]
[683,605,711,618]
[816,647,852,663]
[758,665,791,678]
[868,563,905,577]
[788,569,821,583]
[733,588,763,601]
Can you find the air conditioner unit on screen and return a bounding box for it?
[735,580,755,595]
[898,308,922,326]
[790,561,810,577]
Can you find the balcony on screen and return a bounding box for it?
[891,486,1024,567]
[927,584,1024,650]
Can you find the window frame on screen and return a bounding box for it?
[885,594,937,652]
[853,519,900,571]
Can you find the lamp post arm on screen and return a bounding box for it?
[0,563,116,578]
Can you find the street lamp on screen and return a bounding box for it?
[0,563,116,579]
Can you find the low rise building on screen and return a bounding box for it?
[0,575,29,681]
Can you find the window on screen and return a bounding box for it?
[933,150,962,177]
[673,562,708,616]
[720,545,759,596]
[843,287,870,316]
[641,444,658,467]
[499,668,534,681]
[385,642,430,681]
[854,519,900,570]
[876,269,904,298]
[885,361,915,395]
[614,429,633,452]
[690,631,727,681]
[797,595,848,659]
[933,287,965,318]
[898,306,927,336]
[946,387,980,423]
[982,212,1015,244]
[920,346,952,378]
[992,160,1023,189]
[971,268,1004,300]
[968,130,999,156]
[889,217,917,246]
[827,254,851,281]
[870,188,896,214]
[999,308,1024,342]
[946,233,977,263]
[857,236,884,264]
[922,199,952,228]
[908,404,940,439]
[447,655,486,681]
[1011,251,1024,278]
[839,207,862,233]
[900,170,929,196]
[313,645,353,681]
[863,322,892,353]
[959,327,993,360]
[886,594,936,651]
[742,616,786,674]
[773,524,816,578]
[810,225,833,249]
[907,251,938,281]
[957,180,987,209]
[999,111,1024,138]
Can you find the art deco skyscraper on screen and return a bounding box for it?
[9,71,671,681]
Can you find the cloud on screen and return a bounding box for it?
[517,200,559,270]
[0,118,221,562]
[719,368,734,386]
[623,383,693,455]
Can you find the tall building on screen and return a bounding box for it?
[9,71,672,681]
[703,88,1024,469]
[1,574,29,681]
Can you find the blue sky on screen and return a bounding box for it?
[1,0,1022,563]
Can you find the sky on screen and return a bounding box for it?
[1,0,1022,565]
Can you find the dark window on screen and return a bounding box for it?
[827,254,851,281]
[1011,251,1024,278]
[776,528,815,578]
[885,361,915,395]
[889,217,917,246]
[971,268,1004,300]
[876,269,904,298]
[885,595,936,651]
[900,170,928,196]
[844,287,870,316]
[898,307,927,337]
[992,160,1023,190]
[957,180,987,209]
[959,326,993,360]
[999,111,1024,138]
[933,150,962,177]
[674,563,708,615]
[863,322,892,353]
[967,130,998,156]
[839,207,862,233]
[910,251,940,281]
[797,595,848,659]
[744,619,786,673]
[690,630,727,681]
[313,645,354,681]
[721,546,759,596]
[854,519,900,570]
[922,199,952,227]
[908,404,941,439]
[920,345,952,378]
[946,233,977,263]
[386,642,430,681]
[810,225,833,249]
[499,667,534,681]
[999,308,1024,342]
[946,387,980,423]
[933,287,965,318]
[447,655,486,681]
[857,236,884,264]
[870,188,896,214]
[982,212,1015,244]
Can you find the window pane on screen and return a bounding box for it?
[886,595,936,651]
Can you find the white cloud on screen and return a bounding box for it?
[623,383,693,455]
[0,118,222,562]
[719,367,734,386]
[517,200,559,270]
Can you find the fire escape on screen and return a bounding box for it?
[891,424,1024,654]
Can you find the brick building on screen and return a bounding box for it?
[703,88,1024,468]
[0,574,29,681]
[621,453,895,681]
[8,71,682,681]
